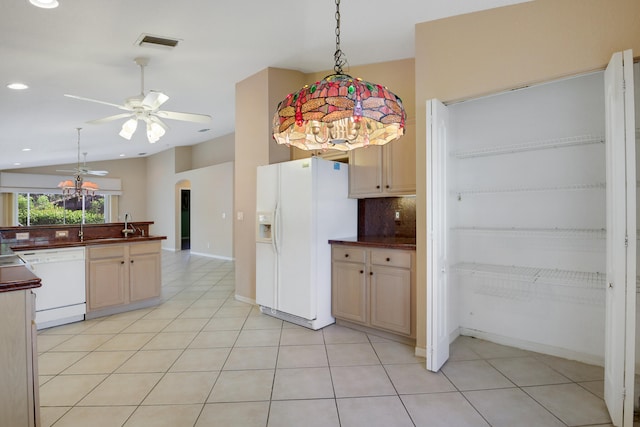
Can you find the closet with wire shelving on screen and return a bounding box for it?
[442,71,612,362]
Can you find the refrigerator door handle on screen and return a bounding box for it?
[273,203,280,255]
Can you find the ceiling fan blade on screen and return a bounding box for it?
[155,110,211,123]
[87,113,133,125]
[86,170,108,176]
[64,94,132,111]
[56,169,79,173]
[142,91,169,111]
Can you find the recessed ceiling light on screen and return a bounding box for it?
[13,162,21,166]
[22,148,32,152]
[7,82,29,90]
[29,0,59,9]
[119,153,126,157]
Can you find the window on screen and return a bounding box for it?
[18,192,108,225]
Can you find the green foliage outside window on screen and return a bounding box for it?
[18,193,105,226]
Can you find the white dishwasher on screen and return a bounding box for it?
[17,247,86,330]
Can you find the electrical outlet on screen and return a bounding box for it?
[16,232,29,240]
[55,230,69,238]
[394,210,401,220]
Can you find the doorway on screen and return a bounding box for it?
[181,189,190,250]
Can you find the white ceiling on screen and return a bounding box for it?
[0,0,530,171]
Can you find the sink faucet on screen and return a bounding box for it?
[122,213,137,237]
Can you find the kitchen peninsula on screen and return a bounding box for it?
[0,222,166,324]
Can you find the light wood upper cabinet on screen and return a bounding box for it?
[86,241,161,314]
[348,136,416,198]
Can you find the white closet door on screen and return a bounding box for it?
[426,99,450,372]
[604,49,636,427]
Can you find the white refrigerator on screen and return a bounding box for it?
[256,157,357,330]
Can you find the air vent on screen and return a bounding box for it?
[136,34,180,50]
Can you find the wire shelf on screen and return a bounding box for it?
[454,182,605,197]
[452,262,605,305]
[451,134,604,159]
[451,227,606,239]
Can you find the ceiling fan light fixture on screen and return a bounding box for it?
[119,118,138,140]
[146,121,166,143]
[29,0,59,9]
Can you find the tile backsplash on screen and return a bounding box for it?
[358,197,416,238]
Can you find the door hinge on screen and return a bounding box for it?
[625,235,629,247]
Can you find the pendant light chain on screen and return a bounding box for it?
[333,0,346,75]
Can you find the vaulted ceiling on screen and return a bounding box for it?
[0,0,530,171]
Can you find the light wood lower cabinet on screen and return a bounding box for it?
[86,241,161,314]
[0,289,39,427]
[331,245,415,338]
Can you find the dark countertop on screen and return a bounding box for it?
[8,235,166,252]
[329,236,416,250]
[0,265,41,293]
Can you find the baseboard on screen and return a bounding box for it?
[189,251,234,260]
[459,327,604,367]
[234,294,255,305]
[85,297,162,320]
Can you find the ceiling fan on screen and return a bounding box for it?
[64,57,211,143]
[57,128,108,177]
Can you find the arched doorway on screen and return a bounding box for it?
[175,180,191,251]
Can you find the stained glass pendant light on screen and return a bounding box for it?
[273,0,406,151]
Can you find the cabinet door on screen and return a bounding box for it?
[385,129,416,195]
[87,258,126,310]
[129,253,161,303]
[348,145,383,197]
[370,265,412,335]
[332,261,367,324]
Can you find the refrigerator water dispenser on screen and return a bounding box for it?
[256,212,273,242]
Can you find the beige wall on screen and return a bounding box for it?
[192,133,235,169]
[415,0,640,350]
[233,68,305,303]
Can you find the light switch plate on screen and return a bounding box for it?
[395,210,401,220]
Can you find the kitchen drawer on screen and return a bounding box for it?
[332,246,366,263]
[371,249,411,269]
[130,241,161,256]
[87,245,125,260]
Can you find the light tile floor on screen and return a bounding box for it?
[37,250,618,426]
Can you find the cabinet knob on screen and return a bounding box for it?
[386,185,390,189]
[130,260,134,264]
[376,185,380,189]
[386,257,391,262]
[120,261,125,264]
[360,270,364,274]
[370,271,373,276]
[345,253,349,258]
